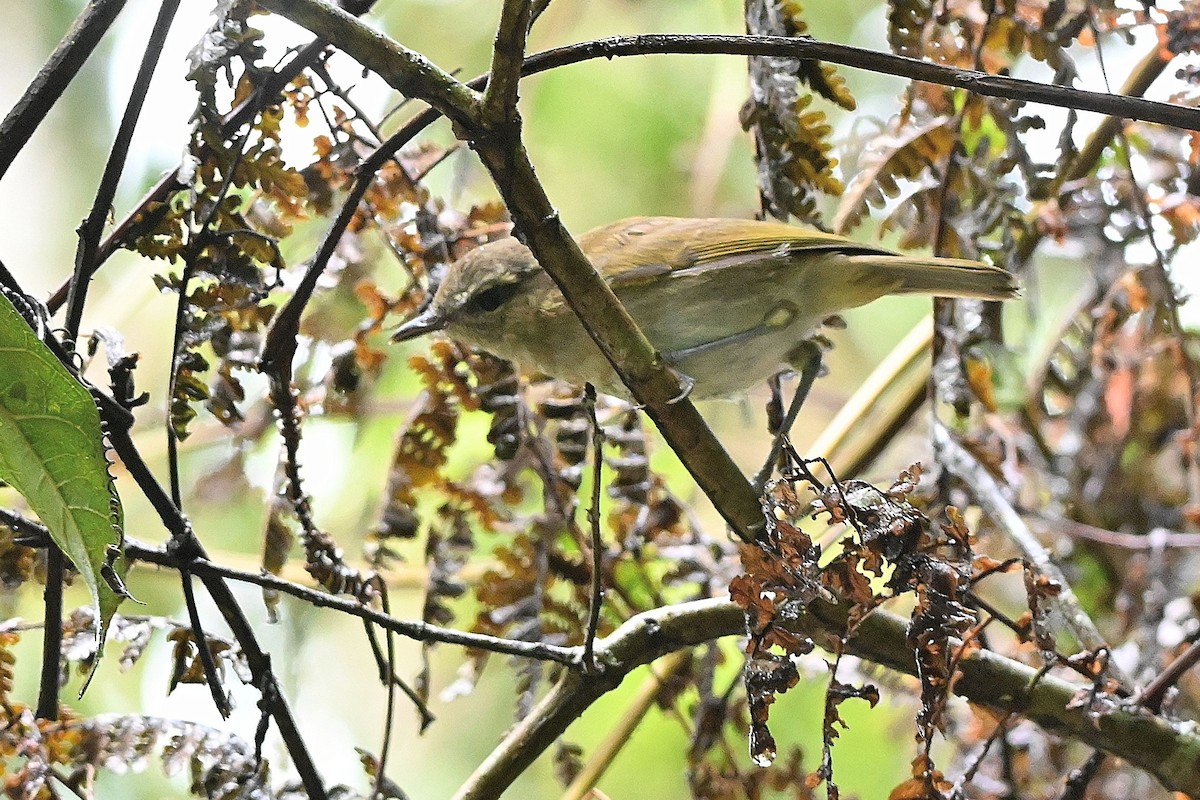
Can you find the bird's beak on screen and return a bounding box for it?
[391,307,447,342]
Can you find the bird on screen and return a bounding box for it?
[391,216,1018,399]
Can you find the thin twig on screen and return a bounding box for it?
[361,617,435,729]
[0,0,131,181]
[559,649,692,800]
[373,589,398,800]
[582,384,604,672]
[309,60,383,144]
[754,343,822,490]
[932,422,1119,672]
[179,570,232,717]
[125,540,578,665]
[952,710,1015,795]
[1062,750,1108,800]
[0,508,52,542]
[1139,637,1200,714]
[65,0,181,341]
[529,0,554,28]
[36,549,64,720]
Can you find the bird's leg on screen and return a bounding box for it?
[625,366,694,410]
[665,371,695,404]
[754,341,823,489]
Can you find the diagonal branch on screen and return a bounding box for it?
[42,0,382,314]
[469,139,766,539]
[0,0,131,181]
[454,596,1200,799]
[260,0,768,541]
[254,0,480,129]
[933,423,1118,666]
[66,0,181,341]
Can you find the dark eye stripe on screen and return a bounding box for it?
[467,282,521,313]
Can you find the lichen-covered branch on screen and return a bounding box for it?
[454,596,1200,799]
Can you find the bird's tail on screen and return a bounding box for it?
[848,255,1019,301]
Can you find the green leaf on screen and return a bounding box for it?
[0,292,126,679]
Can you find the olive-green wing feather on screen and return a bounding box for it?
[578,217,896,288]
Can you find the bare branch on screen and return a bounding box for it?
[36,550,64,720]
[0,0,131,181]
[254,0,480,129]
[932,422,1116,664]
[481,0,532,126]
[65,0,182,341]
[125,541,579,665]
[456,596,1200,798]
[520,34,1198,131]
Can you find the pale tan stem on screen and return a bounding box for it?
[559,649,693,800]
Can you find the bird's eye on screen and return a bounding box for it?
[466,281,521,313]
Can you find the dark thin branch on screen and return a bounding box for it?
[361,619,435,730]
[1062,750,1107,800]
[520,33,1200,131]
[373,590,398,800]
[953,710,1016,795]
[529,0,553,29]
[0,0,131,182]
[754,343,822,490]
[65,0,181,342]
[44,0,382,314]
[1141,638,1200,713]
[582,384,603,671]
[180,570,233,717]
[0,507,50,543]
[102,424,329,800]
[125,540,578,665]
[309,60,384,143]
[36,549,64,720]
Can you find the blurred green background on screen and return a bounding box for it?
[0,1,968,797]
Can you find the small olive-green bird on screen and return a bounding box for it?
[391,216,1018,399]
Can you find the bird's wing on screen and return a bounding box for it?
[577,217,897,289]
